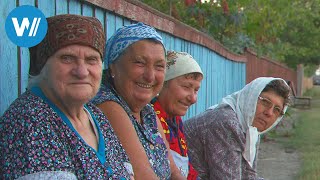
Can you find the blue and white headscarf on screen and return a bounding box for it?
[104,22,164,69]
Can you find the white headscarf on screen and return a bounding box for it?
[208,77,289,167]
[165,50,203,81]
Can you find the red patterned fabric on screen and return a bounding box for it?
[152,99,198,180]
[29,14,105,76]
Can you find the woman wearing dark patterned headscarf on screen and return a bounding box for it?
[0,14,131,179]
[91,23,185,179]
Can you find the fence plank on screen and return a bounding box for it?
[0,0,18,115]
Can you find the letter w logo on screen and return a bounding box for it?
[11,17,41,37]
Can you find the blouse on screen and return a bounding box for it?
[184,105,259,180]
[0,87,130,179]
[91,84,171,179]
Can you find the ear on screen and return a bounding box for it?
[109,63,116,75]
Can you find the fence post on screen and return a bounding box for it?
[297,64,304,96]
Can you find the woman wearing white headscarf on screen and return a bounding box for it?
[183,77,291,180]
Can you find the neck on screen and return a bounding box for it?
[39,84,85,120]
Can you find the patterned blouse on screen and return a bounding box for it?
[184,105,259,180]
[0,87,130,179]
[151,99,198,180]
[91,84,171,179]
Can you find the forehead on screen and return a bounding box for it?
[126,39,165,55]
[170,74,202,85]
[53,44,100,56]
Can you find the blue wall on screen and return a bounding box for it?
[0,0,246,119]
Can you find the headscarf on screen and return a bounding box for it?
[165,50,203,81]
[29,14,105,76]
[104,22,164,69]
[208,77,289,167]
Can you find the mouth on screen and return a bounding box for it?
[179,101,191,108]
[70,82,91,86]
[136,82,153,89]
[258,118,267,127]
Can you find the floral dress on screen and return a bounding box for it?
[0,87,130,179]
[92,84,171,179]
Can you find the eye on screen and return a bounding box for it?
[61,55,75,63]
[134,59,145,67]
[182,85,190,88]
[260,98,273,109]
[274,107,282,115]
[87,57,100,65]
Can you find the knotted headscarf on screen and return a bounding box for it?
[165,50,203,81]
[208,77,289,167]
[104,22,164,69]
[29,14,105,76]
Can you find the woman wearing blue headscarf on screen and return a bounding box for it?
[91,23,185,179]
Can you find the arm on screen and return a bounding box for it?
[16,171,77,180]
[97,102,158,180]
[183,119,208,180]
[155,116,186,180]
[202,107,257,179]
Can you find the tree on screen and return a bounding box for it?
[139,0,320,72]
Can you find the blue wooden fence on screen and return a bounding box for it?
[0,0,246,119]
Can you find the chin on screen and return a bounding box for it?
[71,92,93,101]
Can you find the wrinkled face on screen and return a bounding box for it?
[159,74,203,117]
[110,40,166,111]
[252,90,285,132]
[41,44,102,105]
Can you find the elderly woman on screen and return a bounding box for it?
[184,77,291,180]
[151,51,203,179]
[91,23,185,179]
[0,14,131,179]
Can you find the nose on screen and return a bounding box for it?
[143,67,155,83]
[73,61,89,78]
[187,92,198,104]
[263,105,274,117]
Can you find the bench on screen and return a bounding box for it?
[292,96,311,109]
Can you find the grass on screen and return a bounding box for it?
[283,86,320,180]
[304,86,320,97]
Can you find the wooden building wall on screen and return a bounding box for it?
[0,0,296,120]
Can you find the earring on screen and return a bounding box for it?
[111,74,115,78]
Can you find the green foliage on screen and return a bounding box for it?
[139,0,320,68]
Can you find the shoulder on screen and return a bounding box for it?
[91,84,132,114]
[91,84,117,105]
[1,91,53,127]
[185,105,238,127]
[184,105,242,137]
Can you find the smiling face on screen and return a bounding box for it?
[110,39,166,112]
[252,90,285,132]
[158,73,203,117]
[40,44,102,106]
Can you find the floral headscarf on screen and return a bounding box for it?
[29,14,105,76]
[104,22,164,69]
[165,50,203,81]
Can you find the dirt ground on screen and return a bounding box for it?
[257,138,301,180]
[257,110,301,180]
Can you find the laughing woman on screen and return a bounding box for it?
[92,23,185,180]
